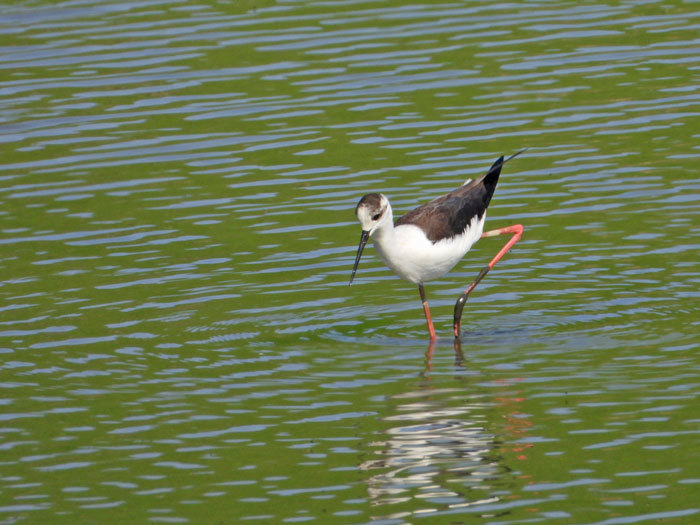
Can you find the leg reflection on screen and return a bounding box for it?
[423,338,465,373]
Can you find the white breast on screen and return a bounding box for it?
[372,214,485,284]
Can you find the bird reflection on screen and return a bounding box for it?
[361,350,530,521]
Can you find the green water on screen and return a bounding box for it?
[1,1,699,523]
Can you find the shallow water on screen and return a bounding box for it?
[1,0,700,523]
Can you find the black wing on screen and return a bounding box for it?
[395,156,504,243]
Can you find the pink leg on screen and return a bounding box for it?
[419,284,437,341]
[453,224,524,338]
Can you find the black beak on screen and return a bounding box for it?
[349,230,370,285]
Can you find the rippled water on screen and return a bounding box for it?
[2,1,700,523]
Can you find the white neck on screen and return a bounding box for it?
[371,203,395,246]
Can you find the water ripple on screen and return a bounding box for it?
[1,0,699,523]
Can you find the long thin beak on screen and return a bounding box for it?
[349,230,370,285]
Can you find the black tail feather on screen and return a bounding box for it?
[480,149,525,212]
[484,149,525,183]
[483,155,504,189]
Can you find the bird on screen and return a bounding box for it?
[349,151,524,340]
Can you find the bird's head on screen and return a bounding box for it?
[355,192,391,235]
[349,193,392,285]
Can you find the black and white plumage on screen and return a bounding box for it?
[350,155,509,285]
[349,151,525,340]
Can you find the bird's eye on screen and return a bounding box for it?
[372,212,382,221]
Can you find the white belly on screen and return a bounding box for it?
[373,215,485,284]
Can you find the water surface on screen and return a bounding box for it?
[1,0,699,523]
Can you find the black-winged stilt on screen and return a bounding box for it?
[349,151,524,340]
